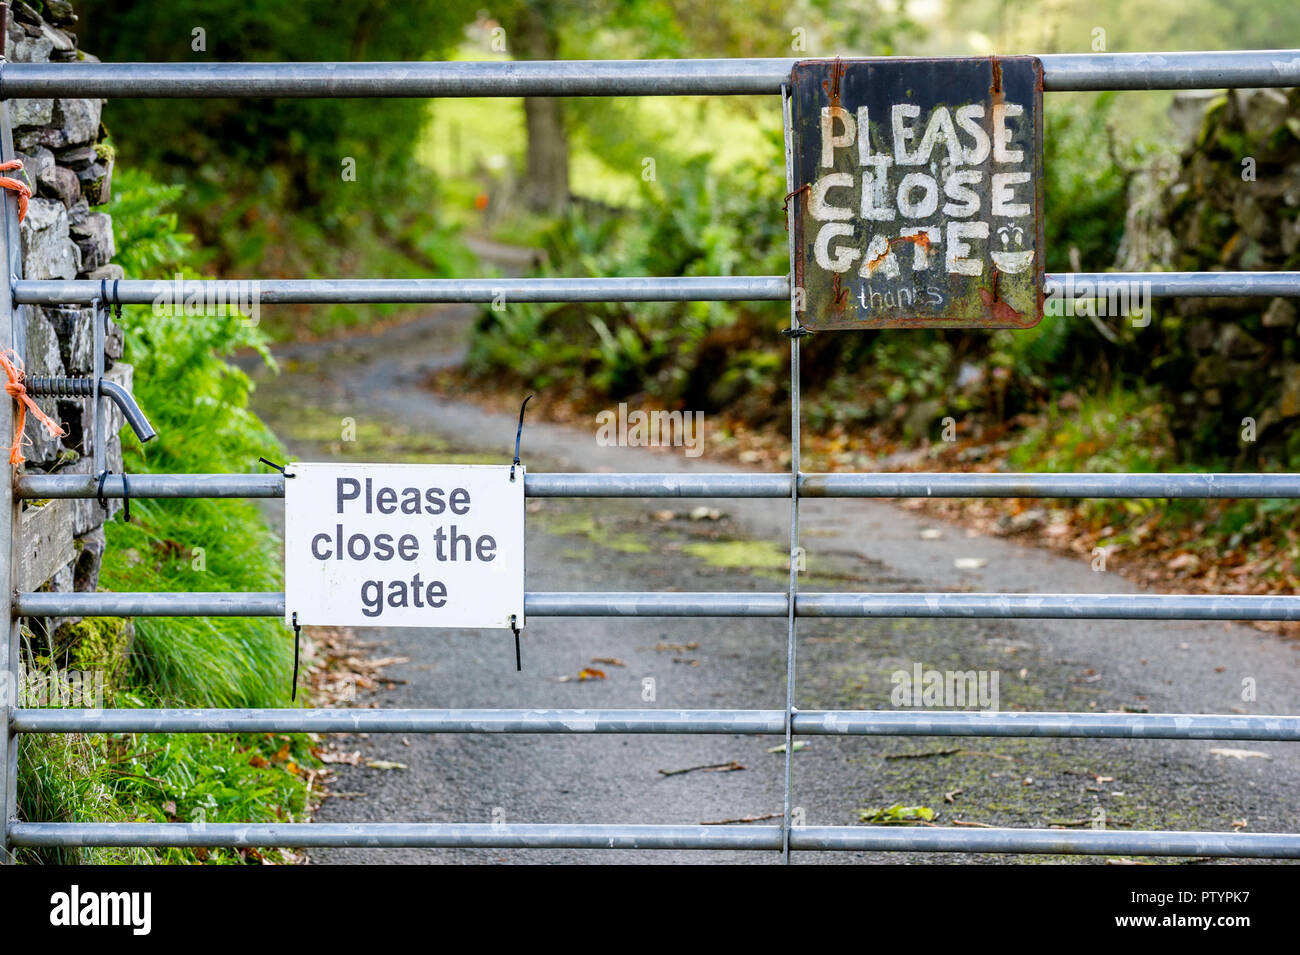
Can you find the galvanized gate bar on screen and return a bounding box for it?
[1056,272,1300,297]
[13,708,1300,740]
[795,472,1300,498]
[3,50,1299,98]
[19,471,1300,500]
[10,821,1300,857]
[14,271,1300,305]
[17,590,1300,620]
[13,276,791,305]
[18,473,288,498]
[792,826,1300,857]
[15,592,288,617]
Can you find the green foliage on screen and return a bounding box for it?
[466,148,788,407]
[105,170,287,708]
[78,2,479,324]
[859,804,936,823]
[77,0,478,209]
[1006,388,1175,475]
[101,168,195,275]
[1042,92,1140,272]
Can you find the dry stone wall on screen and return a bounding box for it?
[7,0,132,639]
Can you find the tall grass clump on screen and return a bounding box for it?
[104,167,291,708]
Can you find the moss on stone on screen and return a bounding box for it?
[54,615,132,683]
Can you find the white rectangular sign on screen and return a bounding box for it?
[284,462,524,629]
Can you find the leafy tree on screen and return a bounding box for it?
[73,1,479,219]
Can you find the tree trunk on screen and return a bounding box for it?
[513,6,569,214]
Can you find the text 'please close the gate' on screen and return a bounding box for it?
[283,463,525,629]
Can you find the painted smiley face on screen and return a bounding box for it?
[991,224,1034,274]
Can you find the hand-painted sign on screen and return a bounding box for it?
[789,57,1044,329]
[284,463,524,629]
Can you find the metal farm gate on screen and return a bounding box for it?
[5,48,1300,863]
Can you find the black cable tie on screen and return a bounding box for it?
[781,325,813,339]
[510,394,533,482]
[258,456,286,473]
[94,469,130,521]
[290,612,301,702]
[510,614,522,672]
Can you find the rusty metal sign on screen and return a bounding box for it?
[788,57,1045,330]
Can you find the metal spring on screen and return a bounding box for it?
[22,376,157,443]
[25,376,95,398]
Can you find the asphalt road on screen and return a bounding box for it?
[242,302,1300,865]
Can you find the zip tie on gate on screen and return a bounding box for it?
[0,158,31,224]
[292,613,301,701]
[267,454,302,696]
[0,348,66,466]
[510,393,533,483]
[508,395,533,670]
[780,325,812,339]
[96,469,131,523]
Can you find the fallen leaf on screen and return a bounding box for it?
[766,742,807,754]
[577,667,606,681]
[1209,748,1271,760]
[365,760,408,771]
[954,557,987,570]
[319,750,362,765]
[591,657,625,667]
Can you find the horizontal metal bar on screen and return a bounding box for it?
[18,591,1300,620]
[1052,272,1300,298]
[529,592,1300,621]
[799,472,1300,498]
[795,827,1300,857]
[8,821,782,850]
[1039,50,1300,92]
[800,710,1300,740]
[11,708,785,735]
[796,593,1300,621]
[18,473,286,499]
[3,52,1298,99]
[15,592,287,617]
[534,471,1300,499]
[13,708,1299,740]
[14,272,1300,306]
[20,471,1300,501]
[9,822,1299,856]
[13,276,789,305]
